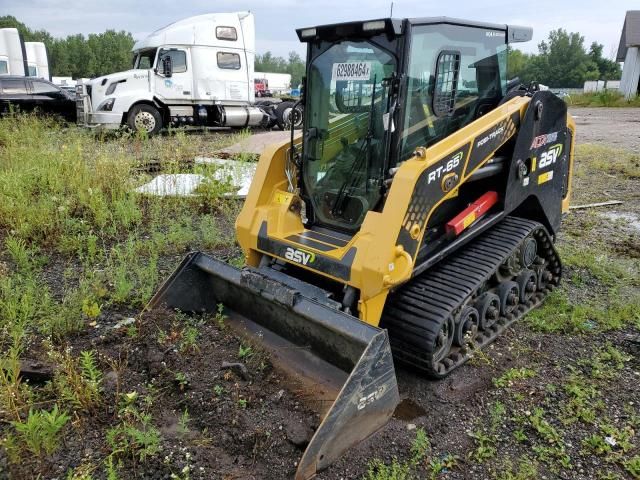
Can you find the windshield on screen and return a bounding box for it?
[134,49,157,69]
[303,40,395,232]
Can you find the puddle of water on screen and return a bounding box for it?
[393,398,426,421]
[600,211,640,232]
[134,158,257,198]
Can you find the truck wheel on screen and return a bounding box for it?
[127,104,162,135]
[275,101,303,130]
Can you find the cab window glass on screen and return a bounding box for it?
[1,79,28,94]
[159,49,187,73]
[31,81,59,94]
[216,26,237,41]
[217,52,241,70]
[135,49,157,69]
[28,65,38,77]
[0,60,7,75]
[400,24,507,159]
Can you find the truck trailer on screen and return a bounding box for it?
[76,12,301,134]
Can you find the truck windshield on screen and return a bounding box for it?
[134,49,157,69]
[303,40,395,232]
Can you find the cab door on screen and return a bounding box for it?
[154,48,193,102]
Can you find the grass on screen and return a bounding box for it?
[0,114,244,477]
[566,91,640,108]
[574,144,640,179]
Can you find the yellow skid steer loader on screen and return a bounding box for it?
[150,16,575,479]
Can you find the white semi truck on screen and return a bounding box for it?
[76,12,301,134]
[0,28,27,76]
[0,30,50,79]
[24,42,50,79]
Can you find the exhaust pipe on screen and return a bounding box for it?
[149,252,400,479]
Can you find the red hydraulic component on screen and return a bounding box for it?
[446,191,499,236]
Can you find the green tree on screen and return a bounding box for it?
[588,42,622,80]
[0,15,134,78]
[286,51,305,86]
[507,47,533,82]
[535,29,599,87]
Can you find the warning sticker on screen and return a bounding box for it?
[331,62,371,81]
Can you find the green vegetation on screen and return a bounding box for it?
[508,30,620,87]
[567,91,640,108]
[364,428,431,480]
[574,144,640,179]
[0,15,134,78]
[8,405,70,458]
[0,115,242,477]
[493,367,537,388]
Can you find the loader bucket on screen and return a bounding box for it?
[149,251,400,479]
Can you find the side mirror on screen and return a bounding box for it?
[162,55,173,78]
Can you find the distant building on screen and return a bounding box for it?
[617,10,640,99]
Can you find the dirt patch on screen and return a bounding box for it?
[569,107,640,151]
[5,308,320,480]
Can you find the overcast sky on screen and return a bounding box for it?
[1,0,630,59]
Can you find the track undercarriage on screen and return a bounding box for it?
[383,216,562,377]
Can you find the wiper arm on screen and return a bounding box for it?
[331,75,377,217]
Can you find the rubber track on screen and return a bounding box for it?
[381,216,562,377]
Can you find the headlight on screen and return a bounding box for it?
[98,98,115,111]
[105,82,118,95]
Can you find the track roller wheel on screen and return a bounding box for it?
[520,237,538,268]
[454,306,479,347]
[475,292,500,330]
[497,281,520,315]
[430,316,455,375]
[516,269,537,303]
[535,264,553,290]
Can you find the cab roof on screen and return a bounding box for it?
[296,16,532,43]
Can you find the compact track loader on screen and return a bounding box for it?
[150,16,575,479]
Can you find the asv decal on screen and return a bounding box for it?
[538,143,563,169]
[284,247,315,265]
[427,151,463,184]
[357,385,386,410]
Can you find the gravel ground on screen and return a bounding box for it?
[569,107,640,151]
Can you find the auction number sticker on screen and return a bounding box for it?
[331,62,371,81]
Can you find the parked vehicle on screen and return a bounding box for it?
[0,76,76,121]
[254,77,271,97]
[0,28,27,77]
[24,42,50,79]
[255,72,291,95]
[76,12,302,134]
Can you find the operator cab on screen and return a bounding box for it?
[296,17,531,234]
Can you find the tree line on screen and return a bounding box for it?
[1,16,621,89]
[0,15,307,83]
[0,16,134,78]
[508,29,621,88]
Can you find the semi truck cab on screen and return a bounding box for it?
[76,12,276,134]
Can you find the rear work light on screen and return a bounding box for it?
[300,28,317,39]
[362,20,386,32]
